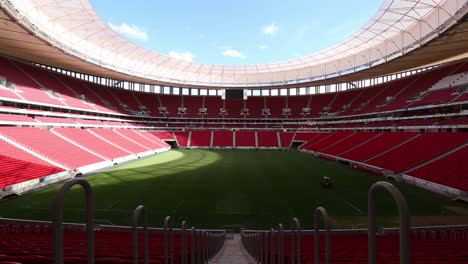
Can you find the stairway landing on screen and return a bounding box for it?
[210,234,255,264]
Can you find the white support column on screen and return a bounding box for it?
[210,130,214,148]
[255,131,259,148]
[233,130,236,148]
[187,131,192,148]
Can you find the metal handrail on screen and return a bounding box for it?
[132,205,149,264]
[291,218,301,264]
[314,207,331,264]
[197,230,201,264]
[52,178,94,264]
[202,231,207,263]
[164,216,174,264]
[368,181,410,264]
[264,231,269,264]
[181,221,187,264]
[270,228,275,264]
[190,227,195,264]
[278,224,284,264]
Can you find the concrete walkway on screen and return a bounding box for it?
[210,234,255,264]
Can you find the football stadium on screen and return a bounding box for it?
[0,0,467,263]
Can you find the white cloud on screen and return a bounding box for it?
[109,22,148,41]
[258,45,268,50]
[262,23,279,36]
[222,49,247,59]
[169,51,195,62]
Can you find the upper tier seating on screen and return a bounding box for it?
[411,86,460,107]
[257,131,279,147]
[366,133,467,173]
[56,74,114,113]
[0,59,65,106]
[204,96,223,118]
[439,117,468,126]
[396,119,438,127]
[0,113,36,123]
[0,139,63,188]
[34,116,75,124]
[407,146,468,191]
[183,96,204,118]
[0,56,467,120]
[17,63,95,111]
[0,127,104,169]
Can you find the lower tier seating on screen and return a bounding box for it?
[366,133,467,173]
[257,131,279,148]
[0,224,190,264]
[340,132,418,162]
[407,146,468,191]
[235,131,256,147]
[213,131,233,147]
[273,232,468,263]
[190,131,212,147]
[0,127,170,188]
[174,132,190,147]
[0,127,104,169]
[0,139,63,188]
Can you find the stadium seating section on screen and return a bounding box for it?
[0,56,467,196]
[0,126,169,189]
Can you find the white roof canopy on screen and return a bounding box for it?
[7,0,468,86]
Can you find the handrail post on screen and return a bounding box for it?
[270,228,275,264]
[52,178,94,264]
[264,231,269,264]
[314,207,331,264]
[291,218,301,264]
[278,224,284,264]
[368,181,410,264]
[197,230,201,264]
[181,221,187,264]
[164,216,174,264]
[132,205,149,264]
[191,227,196,264]
[202,231,207,263]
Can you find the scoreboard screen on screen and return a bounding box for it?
[225,89,244,100]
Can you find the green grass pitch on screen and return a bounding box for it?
[0,149,467,229]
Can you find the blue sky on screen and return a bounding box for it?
[90,0,381,65]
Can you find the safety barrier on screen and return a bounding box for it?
[241,181,411,264]
[50,178,225,264]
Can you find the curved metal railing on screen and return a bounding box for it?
[368,181,410,264]
[181,221,187,264]
[132,205,149,264]
[164,216,174,264]
[291,218,301,264]
[314,207,331,264]
[52,178,94,264]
